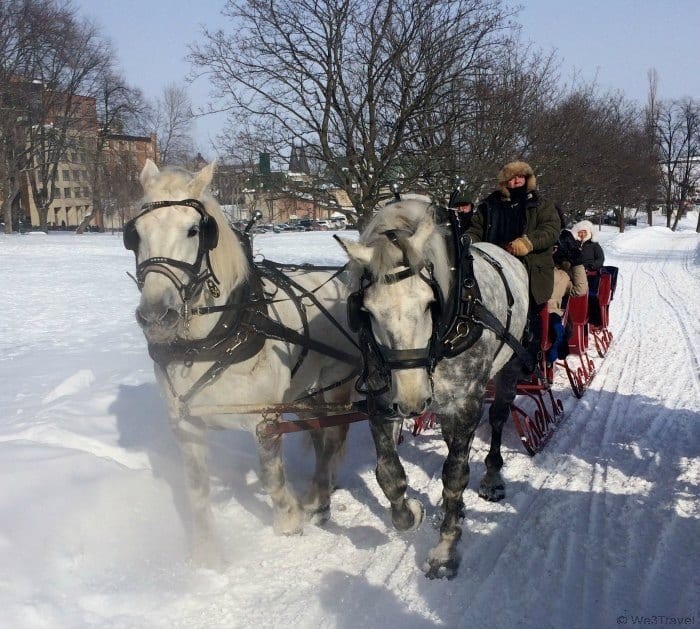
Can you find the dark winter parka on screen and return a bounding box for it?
[571,220,605,271]
[466,162,560,305]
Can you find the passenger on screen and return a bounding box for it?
[571,219,606,324]
[571,219,605,271]
[546,229,588,366]
[466,160,561,368]
[450,193,474,234]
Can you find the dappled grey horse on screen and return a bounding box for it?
[338,197,530,578]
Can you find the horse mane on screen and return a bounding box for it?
[142,164,250,291]
[359,198,452,297]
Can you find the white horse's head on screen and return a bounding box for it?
[125,159,248,344]
[338,199,451,417]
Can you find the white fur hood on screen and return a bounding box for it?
[572,220,596,242]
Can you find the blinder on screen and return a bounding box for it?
[347,290,366,333]
[123,219,138,251]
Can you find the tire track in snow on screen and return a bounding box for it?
[449,241,698,626]
[649,252,700,396]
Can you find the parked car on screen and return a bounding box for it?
[297,219,327,231]
[602,212,637,226]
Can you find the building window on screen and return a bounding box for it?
[73,170,80,181]
[54,188,61,198]
[63,170,70,181]
[64,188,71,198]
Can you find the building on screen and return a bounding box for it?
[99,132,158,230]
[4,78,157,231]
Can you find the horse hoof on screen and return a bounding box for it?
[478,482,506,502]
[273,508,305,535]
[406,498,425,531]
[393,498,425,531]
[423,556,460,580]
[308,504,331,526]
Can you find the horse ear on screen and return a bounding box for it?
[139,159,160,191]
[190,160,217,197]
[334,235,373,266]
[407,216,433,254]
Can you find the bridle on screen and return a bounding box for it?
[347,229,446,396]
[123,199,221,304]
[348,211,536,397]
[124,201,361,403]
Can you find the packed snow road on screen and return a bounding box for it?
[0,223,697,628]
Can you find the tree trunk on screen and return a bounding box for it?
[75,211,94,234]
[672,204,682,231]
[2,181,21,233]
[2,197,12,233]
[37,205,49,231]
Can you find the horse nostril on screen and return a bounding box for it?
[136,305,179,328]
[160,308,180,327]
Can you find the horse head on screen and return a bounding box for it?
[125,159,248,344]
[338,199,451,417]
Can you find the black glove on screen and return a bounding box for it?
[554,229,582,266]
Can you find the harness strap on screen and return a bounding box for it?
[471,301,535,372]
[251,314,360,366]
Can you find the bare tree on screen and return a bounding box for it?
[440,46,560,203]
[655,98,700,231]
[523,82,658,231]
[143,83,195,165]
[76,70,148,233]
[643,69,663,226]
[17,1,111,229]
[0,3,20,231]
[189,0,517,223]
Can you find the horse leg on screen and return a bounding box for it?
[479,357,520,502]
[369,414,424,531]
[256,430,304,535]
[172,417,223,569]
[303,424,349,525]
[424,400,480,580]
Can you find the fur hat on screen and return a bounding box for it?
[572,220,596,242]
[498,161,537,199]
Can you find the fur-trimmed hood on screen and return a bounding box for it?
[498,161,537,199]
[572,220,596,242]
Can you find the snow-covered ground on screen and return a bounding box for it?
[1,215,698,629]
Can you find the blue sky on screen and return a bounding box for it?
[74,0,699,154]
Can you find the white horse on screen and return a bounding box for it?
[337,197,530,579]
[125,159,360,567]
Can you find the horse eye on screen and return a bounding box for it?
[187,225,199,238]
